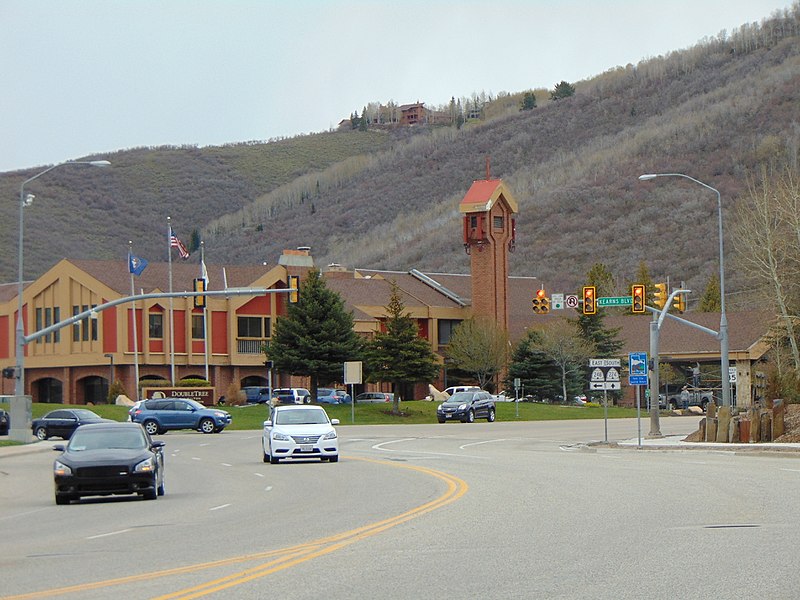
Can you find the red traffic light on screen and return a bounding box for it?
[631,284,645,313]
[582,286,596,315]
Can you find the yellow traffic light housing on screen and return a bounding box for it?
[582,286,596,315]
[532,288,549,314]
[652,283,667,309]
[631,284,645,313]
[193,277,206,309]
[287,275,300,303]
[673,292,686,313]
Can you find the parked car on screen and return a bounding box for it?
[242,386,271,404]
[354,392,394,404]
[262,404,339,463]
[443,385,481,397]
[0,408,9,435]
[316,388,342,404]
[333,390,352,404]
[437,390,496,423]
[32,409,112,441]
[273,388,311,405]
[129,398,231,435]
[52,422,165,504]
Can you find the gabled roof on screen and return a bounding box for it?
[459,179,519,214]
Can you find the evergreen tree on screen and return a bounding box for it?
[550,80,576,101]
[189,229,201,254]
[520,91,537,111]
[506,329,560,400]
[364,283,440,414]
[698,274,722,312]
[269,269,363,399]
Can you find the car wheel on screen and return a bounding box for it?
[55,493,70,505]
[157,473,165,496]
[466,409,475,423]
[199,418,215,434]
[437,418,446,424]
[487,408,496,422]
[701,400,709,412]
[143,420,159,436]
[329,455,339,463]
[142,488,157,500]
[270,455,279,464]
[35,427,48,441]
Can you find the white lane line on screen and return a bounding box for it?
[191,457,201,461]
[0,507,50,522]
[780,468,800,473]
[87,528,132,540]
[199,443,210,447]
[254,472,265,478]
[221,463,232,467]
[265,486,273,492]
[459,439,507,450]
[372,438,486,459]
[209,504,231,511]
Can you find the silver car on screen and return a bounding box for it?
[262,405,339,464]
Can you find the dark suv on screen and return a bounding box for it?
[437,390,496,423]
[129,398,232,435]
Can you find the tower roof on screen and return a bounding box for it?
[458,179,519,214]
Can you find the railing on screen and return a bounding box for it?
[237,339,268,354]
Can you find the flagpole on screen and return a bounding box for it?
[201,241,209,382]
[129,241,141,396]
[167,217,175,386]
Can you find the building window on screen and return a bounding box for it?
[72,305,96,342]
[192,314,205,339]
[149,313,163,339]
[238,316,264,338]
[437,319,462,345]
[493,215,504,230]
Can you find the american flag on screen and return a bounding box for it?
[169,228,190,259]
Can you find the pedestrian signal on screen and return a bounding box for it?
[582,286,596,315]
[631,284,646,313]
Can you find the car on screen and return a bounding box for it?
[333,390,352,404]
[242,386,271,404]
[354,392,394,404]
[316,388,341,404]
[262,404,340,464]
[52,422,165,505]
[32,408,113,441]
[443,386,481,397]
[273,388,311,405]
[437,390,496,423]
[0,409,9,435]
[129,398,231,435]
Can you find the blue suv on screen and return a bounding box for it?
[130,398,232,435]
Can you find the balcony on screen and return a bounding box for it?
[237,338,268,354]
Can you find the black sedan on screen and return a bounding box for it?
[437,390,496,423]
[32,408,112,441]
[52,422,165,505]
[0,408,9,435]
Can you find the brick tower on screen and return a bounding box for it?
[459,179,518,330]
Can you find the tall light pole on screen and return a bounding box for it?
[15,160,111,398]
[638,173,730,407]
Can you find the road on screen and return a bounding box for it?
[2,417,800,599]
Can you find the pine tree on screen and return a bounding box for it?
[506,329,560,400]
[520,91,537,111]
[698,274,721,312]
[550,80,576,101]
[364,283,440,414]
[269,269,363,399]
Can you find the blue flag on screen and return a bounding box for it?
[128,253,148,276]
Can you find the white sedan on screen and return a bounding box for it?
[262,405,339,464]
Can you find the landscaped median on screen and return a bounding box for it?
[0,401,641,446]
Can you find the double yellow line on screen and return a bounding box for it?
[4,458,468,600]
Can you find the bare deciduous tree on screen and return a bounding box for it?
[446,318,509,391]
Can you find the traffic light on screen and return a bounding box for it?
[287,275,300,303]
[532,288,549,314]
[652,283,667,309]
[193,277,206,309]
[673,292,686,313]
[631,284,646,313]
[582,286,596,315]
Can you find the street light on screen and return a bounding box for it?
[15,160,111,398]
[638,173,730,408]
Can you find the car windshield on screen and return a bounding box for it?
[275,409,329,425]
[72,409,101,419]
[447,391,475,402]
[67,428,148,451]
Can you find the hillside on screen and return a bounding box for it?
[1,6,799,306]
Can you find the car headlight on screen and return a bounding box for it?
[213,411,226,418]
[54,461,72,476]
[272,432,292,441]
[134,457,156,473]
[322,430,337,440]
[437,405,443,412]
[458,403,467,410]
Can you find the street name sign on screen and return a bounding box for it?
[597,296,632,307]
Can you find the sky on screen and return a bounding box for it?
[1,0,791,173]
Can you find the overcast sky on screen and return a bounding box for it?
[1,0,790,173]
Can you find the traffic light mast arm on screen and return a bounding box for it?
[644,289,721,337]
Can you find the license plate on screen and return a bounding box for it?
[445,414,452,419]
[299,444,313,452]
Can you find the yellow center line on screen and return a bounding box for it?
[2,457,468,600]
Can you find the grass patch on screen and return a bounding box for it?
[0,401,641,433]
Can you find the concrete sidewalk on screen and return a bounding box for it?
[602,434,800,453]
